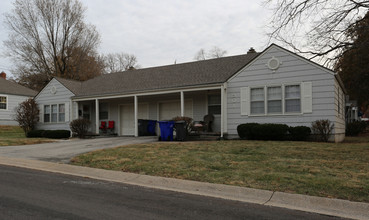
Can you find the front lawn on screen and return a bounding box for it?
[71,137,369,202]
[0,126,53,146]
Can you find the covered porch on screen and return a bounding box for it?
[71,85,227,138]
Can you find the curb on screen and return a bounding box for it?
[0,156,368,220]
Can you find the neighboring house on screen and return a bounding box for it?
[35,44,346,142]
[0,72,38,126]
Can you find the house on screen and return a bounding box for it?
[35,44,346,142]
[0,72,38,125]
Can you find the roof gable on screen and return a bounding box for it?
[0,78,37,97]
[228,44,336,82]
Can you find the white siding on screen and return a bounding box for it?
[334,78,346,142]
[0,94,32,126]
[35,78,74,130]
[227,45,343,141]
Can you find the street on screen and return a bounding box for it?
[0,165,343,220]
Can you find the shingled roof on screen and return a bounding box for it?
[54,77,82,95]
[71,52,259,98]
[0,78,37,97]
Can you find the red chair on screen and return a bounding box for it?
[107,121,115,133]
[99,121,107,133]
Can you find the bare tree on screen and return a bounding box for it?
[266,0,369,66]
[103,53,139,73]
[4,0,102,89]
[194,48,207,60]
[208,46,227,58]
[193,46,227,60]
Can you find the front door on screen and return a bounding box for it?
[120,104,148,135]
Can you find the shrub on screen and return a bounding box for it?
[288,126,311,141]
[172,116,193,134]
[14,98,39,134]
[346,121,367,136]
[43,130,70,139]
[237,123,259,139]
[70,118,91,138]
[311,119,334,142]
[26,130,45,138]
[237,123,289,140]
[254,124,289,140]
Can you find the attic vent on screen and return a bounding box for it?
[267,56,281,71]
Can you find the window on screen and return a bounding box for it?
[99,103,109,120]
[245,84,302,115]
[267,86,282,114]
[44,105,50,122]
[208,95,221,115]
[59,104,65,122]
[44,104,66,123]
[0,96,6,110]
[250,88,265,114]
[285,85,301,113]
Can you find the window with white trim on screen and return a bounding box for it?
[247,84,301,115]
[267,86,282,114]
[44,104,65,123]
[285,85,301,113]
[99,103,109,120]
[250,88,265,114]
[0,96,7,110]
[208,95,221,115]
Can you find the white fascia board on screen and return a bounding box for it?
[72,84,222,101]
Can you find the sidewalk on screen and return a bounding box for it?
[0,156,368,220]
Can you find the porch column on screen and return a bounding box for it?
[95,99,99,134]
[220,85,224,138]
[134,95,138,137]
[180,91,184,117]
[73,101,78,120]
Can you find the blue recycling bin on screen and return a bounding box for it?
[158,121,175,141]
[147,120,157,135]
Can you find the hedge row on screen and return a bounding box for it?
[237,123,311,141]
[27,130,71,139]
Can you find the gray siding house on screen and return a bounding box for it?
[0,73,38,125]
[35,44,346,142]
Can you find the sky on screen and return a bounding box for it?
[0,0,272,77]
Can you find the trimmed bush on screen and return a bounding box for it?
[311,119,334,142]
[346,121,367,136]
[237,123,259,139]
[27,130,45,138]
[288,126,311,141]
[237,123,289,140]
[43,130,70,139]
[70,118,91,138]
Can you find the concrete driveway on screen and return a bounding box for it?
[0,136,157,163]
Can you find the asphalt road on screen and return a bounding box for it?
[0,165,343,220]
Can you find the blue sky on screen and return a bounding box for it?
[0,0,271,77]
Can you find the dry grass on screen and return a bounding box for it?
[0,126,53,146]
[71,136,369,202]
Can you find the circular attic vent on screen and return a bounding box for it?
[267,56,281,71]
[50,85,57,94]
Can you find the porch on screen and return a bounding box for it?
[71,85,227,138]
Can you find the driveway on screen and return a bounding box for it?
[0,136,156,163]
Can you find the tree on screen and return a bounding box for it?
[103,53,139,73]
[335,11,369,105]
[15,98,40,134]
[266,0,369,65]
[193,46,227,60]
[4,0,102,90]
